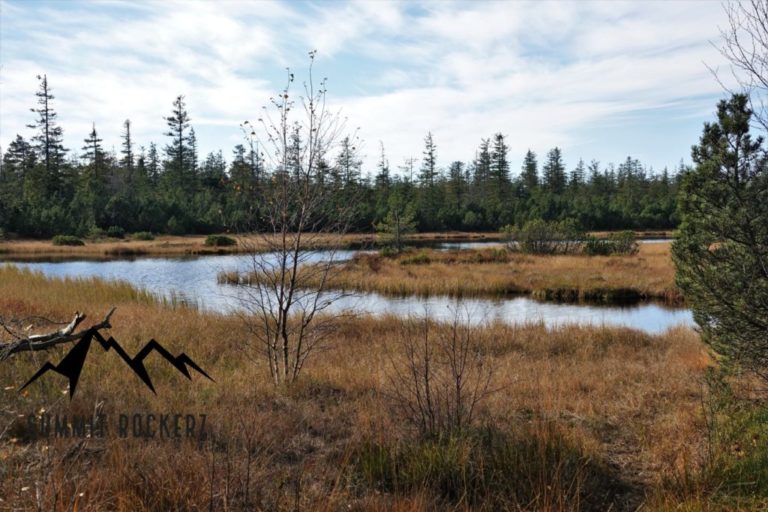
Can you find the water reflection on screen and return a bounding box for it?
[2,250,692,335]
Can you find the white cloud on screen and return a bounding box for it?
[0,0,737,173]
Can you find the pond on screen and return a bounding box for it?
[1,250,693,335]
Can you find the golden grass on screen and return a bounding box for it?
[0,232,504,258]
[313,242,682,303]
[0,231,670,259]
[0,265,753,510]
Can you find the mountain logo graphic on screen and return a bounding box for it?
[20,328,214,398]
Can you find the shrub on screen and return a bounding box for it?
[86,226,105,240]
[584,231,639,256]
[204,235,236,247]
[399,249,431,265]
[132,231,155,241]
[502,219,584,255]
[52,235,85,246]
[106,225,126,238]
[0,228,5,241]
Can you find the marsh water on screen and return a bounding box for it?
[1,240,693,335]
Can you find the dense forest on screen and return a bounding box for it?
[0,76,680,238]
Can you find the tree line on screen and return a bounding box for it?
[0,75,680,238]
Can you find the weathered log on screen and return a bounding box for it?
[0,307,116,360]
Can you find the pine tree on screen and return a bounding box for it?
[163,95,192,192]
[490,133,510,189]
[521,149,538,193]
[121,119,134,174]
[147,142,160,184]
[542,147,566,194]
[569,158,585,189]
[419,132,438,187]
[27,74,68,197]
[672,94,768,381]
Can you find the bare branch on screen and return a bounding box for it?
[0,307,116,360]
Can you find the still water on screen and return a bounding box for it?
[2,248,693,335]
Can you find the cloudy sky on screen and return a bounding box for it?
[0,0,736,176]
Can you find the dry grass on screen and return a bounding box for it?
[0,231,670,259]
[0,265,757,510]
[0,232,503,259]
[311,242,681,303]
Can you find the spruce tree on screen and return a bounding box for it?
[27,74,68,197]
[542,147,566,194]
[520,149,538,193]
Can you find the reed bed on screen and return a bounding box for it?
[0,265,762,510]
[255,242,681,304]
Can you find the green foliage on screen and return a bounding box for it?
[399,249,431,265]
[86,225,105,240]
[376,190,417,253]
[584,231,639,256]
[106,225,125,238]
[664,370,768,505]
[1,78,681,239]
[672,94,768,381]
[131,231,155,241]
[204,234,236,247]
[354,427,626,509]
[503,219,584,254]
[52,235,84,246]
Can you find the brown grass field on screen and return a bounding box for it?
[279,242,681,304]
[0,231,672,259]
[1,264,764,510]
[0,232,503,259]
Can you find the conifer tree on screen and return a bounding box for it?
[673,94,768,381]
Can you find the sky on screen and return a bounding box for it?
[0,0,738,177]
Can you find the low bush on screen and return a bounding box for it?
[584,231,639,256]
[52,235,85,246]
[399,249,431,265]
[204,234,236,247]
[106,225,126,238]
[502,219,585,254]
[86,226,105,240]
[131,231,155,241]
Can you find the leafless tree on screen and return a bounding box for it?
[385,304,496,437]
[234,51,355,386]
[717,0,768,131]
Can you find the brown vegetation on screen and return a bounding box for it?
[287,242,682,304]
[0,265,756,510]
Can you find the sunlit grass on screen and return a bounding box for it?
[1,265,764,510]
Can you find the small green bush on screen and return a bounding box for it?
[132,231,155,241]
[106,225,126,238]
[584,231,639,256]
[399,249,431,265]
[205,235,236,247]
[502,219,584,255]
[86,226,105,240]
[52,235,85,246]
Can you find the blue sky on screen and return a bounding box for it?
[0,0,736,176]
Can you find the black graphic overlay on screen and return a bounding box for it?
[20,328,214,398]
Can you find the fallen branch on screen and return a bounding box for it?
[0,307,116,361]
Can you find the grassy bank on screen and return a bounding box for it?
[0,231,672,259]
[275,242,681,304]
[0,232,503,259]
[2,265,763,510]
